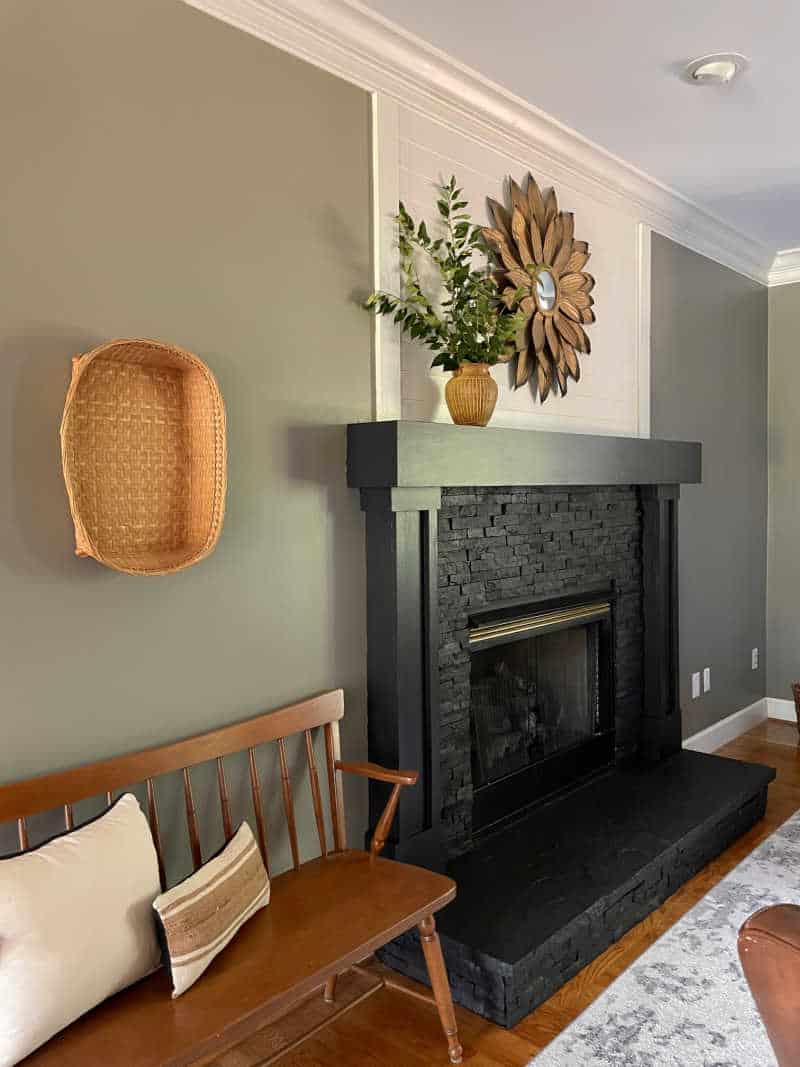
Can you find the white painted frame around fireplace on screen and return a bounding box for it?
[371,93,654,437]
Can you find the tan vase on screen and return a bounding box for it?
[444,362,498,427]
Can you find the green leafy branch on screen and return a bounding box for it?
[365,176,526,372]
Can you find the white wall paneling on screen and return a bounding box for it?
[386,104,646,435]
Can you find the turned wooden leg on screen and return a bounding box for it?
[418,915,463,1065]
[323,974,338,1004]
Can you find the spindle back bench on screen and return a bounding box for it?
[0,689,462,1066]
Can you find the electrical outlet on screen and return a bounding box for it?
[703,667,711,693]
[691,672,701,699]
[752,647,759,670]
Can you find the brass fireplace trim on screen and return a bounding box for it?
[468,600,611,649]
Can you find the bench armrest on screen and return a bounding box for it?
[335,760,419,857]
[335,760,418,787]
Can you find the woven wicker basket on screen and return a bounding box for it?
[60,339,227,576]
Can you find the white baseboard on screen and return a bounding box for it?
[766,697,798,723]
[683,698,768,754]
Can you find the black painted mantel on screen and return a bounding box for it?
[347,420,702,868]
[348,420,701,490]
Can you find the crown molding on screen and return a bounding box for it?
[183,0,775,285]
[768,249,800,288]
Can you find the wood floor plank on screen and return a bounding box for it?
[748,719,797,746]
[234,720,798,1066]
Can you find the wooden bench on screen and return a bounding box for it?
[0,689,463,1065]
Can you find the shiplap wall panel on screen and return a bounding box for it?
[394,106,643,436]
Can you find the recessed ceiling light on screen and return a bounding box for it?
[682,53,749,85]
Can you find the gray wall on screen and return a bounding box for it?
[651,234,768,737]
[767,283,800,698]
[0,0,372,871]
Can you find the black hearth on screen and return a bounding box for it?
[347,421,774,1026]
[468,590,615,835]
[381,749,773,1025]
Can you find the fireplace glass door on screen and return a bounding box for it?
[471,623,600,788]
[468,593,615,832]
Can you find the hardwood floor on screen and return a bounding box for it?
[277,720,800,1065]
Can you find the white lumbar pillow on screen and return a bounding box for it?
[0,793,162,1066]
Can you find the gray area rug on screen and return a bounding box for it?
[531,810,800,1066]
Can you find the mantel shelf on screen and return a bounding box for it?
[347,421,701,490]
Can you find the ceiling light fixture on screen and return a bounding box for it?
[682,53,749,85]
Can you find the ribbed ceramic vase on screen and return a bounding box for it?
[444,362,498,427]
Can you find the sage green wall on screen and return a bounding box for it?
[0,0,372,869]
[767,282,800,699]
[651,234,768,738]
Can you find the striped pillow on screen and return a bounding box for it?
[153,821,270,997]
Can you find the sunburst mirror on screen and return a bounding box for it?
[481,174,596,401]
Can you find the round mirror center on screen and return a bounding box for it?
[535,268,557,311]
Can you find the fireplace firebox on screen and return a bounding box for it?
[468,591,615,834]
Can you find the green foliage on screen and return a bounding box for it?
[365,176,525,371]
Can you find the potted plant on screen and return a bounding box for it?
[366,177,525,427]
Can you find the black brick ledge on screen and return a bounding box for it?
[380,750,774,1026]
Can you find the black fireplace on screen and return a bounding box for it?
[469,590,615,834]
[347,421,774,1026]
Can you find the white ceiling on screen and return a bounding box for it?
[362,0,799,254]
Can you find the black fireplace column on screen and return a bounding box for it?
[359,486,443,868]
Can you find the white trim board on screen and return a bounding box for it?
[636,223,652,437]
[683,699,768,754]
[683,697,800,753]
[766,697,798,723]
[768,249,800,288]
[370,94,402,420]
[182,0,775,286]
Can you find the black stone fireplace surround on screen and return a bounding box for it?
[441,487,639,857]
[347,421,774,1026]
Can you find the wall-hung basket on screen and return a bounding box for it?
[60,338,227,576]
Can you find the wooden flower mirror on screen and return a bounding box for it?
[481,173,596,401]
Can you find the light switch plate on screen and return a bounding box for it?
[703,667,711,693]
[691,672,701,699]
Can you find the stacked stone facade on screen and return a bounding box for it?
[437,485,643,857]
